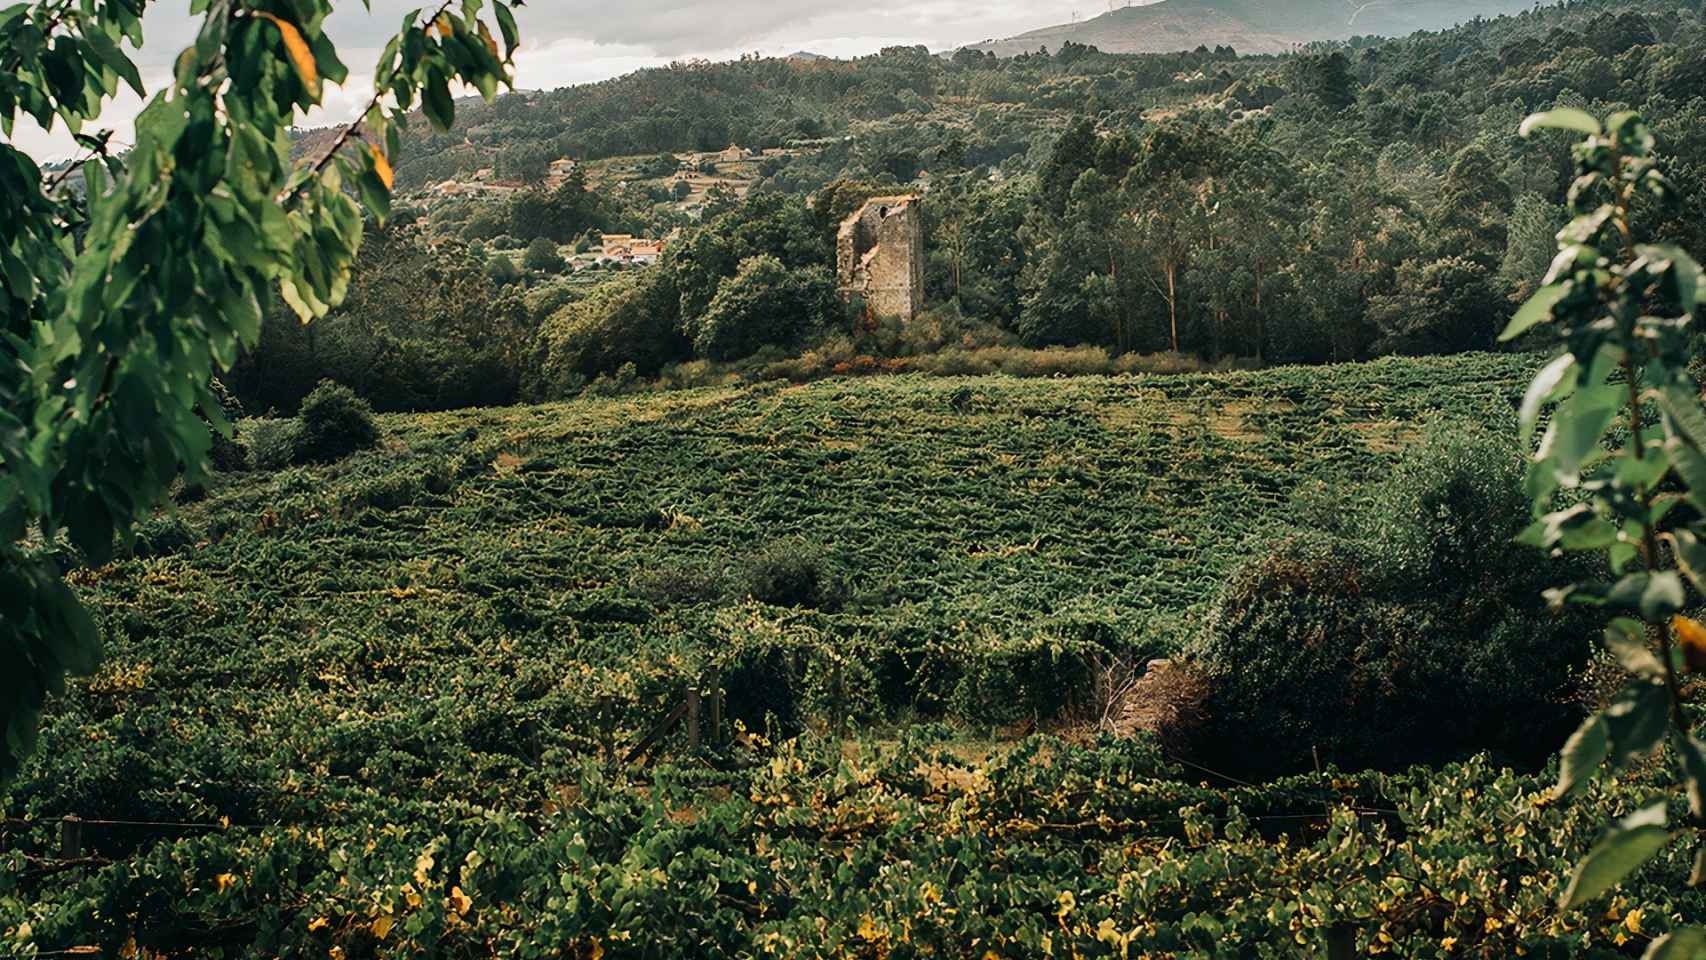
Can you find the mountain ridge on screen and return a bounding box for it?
[965,0,1540,56]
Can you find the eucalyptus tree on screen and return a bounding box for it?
[0,0,520,783]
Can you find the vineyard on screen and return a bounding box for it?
[4,354,1702,956]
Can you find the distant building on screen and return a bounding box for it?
[719,145,748,163]
[836,195,923,323]
[598,235,667,266]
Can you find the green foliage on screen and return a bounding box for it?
[485,253,521,286]
[688,255,838,361]
[740,539,848,612]
[204,380,249,474]
[531,270,689,394]
[521,237,564,274]
[248,419,304,472]
[1508,108,1706,945]
[0,0,519,782]
[296,381,380,463]
[1368,256,1505,356]
[1291,51,1357,109]
[1192,429,1594,776]
[226,224,538,415]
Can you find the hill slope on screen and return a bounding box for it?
[967,0,1538,55]
[13,355,1704,956]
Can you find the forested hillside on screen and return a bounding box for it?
[243,0,1706,417]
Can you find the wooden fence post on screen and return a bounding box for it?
[832,660,847,739]
[686,687,702,752]
[60,815,83,860]
[1326,922,1358,960]
[523,716,542,766]
[599,696,615,762]
[707,669,722,746]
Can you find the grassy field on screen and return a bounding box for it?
[17,353,1701,956]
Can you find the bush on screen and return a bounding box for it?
[529,271,689,396]
[522,237,564,274]
[742,539,848,612]
[950,635,1097,730]
[249,419,303,471]
[1187,430,1595,777]
[633,560,735,608]
[485,254,521,286]
[688,255,837,361]
[296,380,380,463]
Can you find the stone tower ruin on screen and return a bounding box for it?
[837,195,924,323]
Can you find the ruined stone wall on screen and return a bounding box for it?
[836,196,923,323]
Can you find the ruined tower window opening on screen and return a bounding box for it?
[836,195,923,325]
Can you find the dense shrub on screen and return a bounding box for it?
[1188,430,1595,777]
[949,635,1097,729]
[529,271,689,397]
[295,380,380,463]
[522,237,564,274]
[741,539,848,612]
[226,228,536,415]
[633,561,735,608]
[687,255,838,361]
[249,419,303,471]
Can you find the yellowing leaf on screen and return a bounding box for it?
[1676,615,1706,674]
[215,872,237,894]
[414,850,435,887]
[252,12,321,102]
[449,885,473,917]
[307,916,329,932]
[431,14,454,38]
[371,915,394,940]
[370,146,394,191]
[478,21,500,60]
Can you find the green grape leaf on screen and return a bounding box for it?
[1519,352,1576,445]
[1502,283,1570,342]
[1553,714,1608,800]
[1560,800,1671,910]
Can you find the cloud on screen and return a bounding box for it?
[10,0,1090,157]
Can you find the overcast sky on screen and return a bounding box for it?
[11,0,1104,159]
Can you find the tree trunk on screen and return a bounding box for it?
[1166,261,1180,354]
[1254,258,1265,365]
